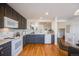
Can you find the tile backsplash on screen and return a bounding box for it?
[0,27,48,39]
[0,28,27,39]
[0,28,13,39]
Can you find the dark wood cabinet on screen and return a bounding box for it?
[23,18,27,29]
[0,18,4,28]
[12,10,18,21]
[5,4,12,19]
[0,3,27,29]
[0,41,11,56]
[0,4,4,18]
[17,14,22,29]
[21,16,27,29]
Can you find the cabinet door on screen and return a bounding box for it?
[0,5,4,18]
[35,35,44,44]
[51,35,55,44]
[0,47,11,56]
[5,5,12,19]
[0,41,11,56]
[21,17,26,29]
[12,10,18,21]
[0,4,4,28]
[21,17,24,29]
[22,18,26,29]
[17,15,22,29]
[23,35,27,45]
[23,36,26,46]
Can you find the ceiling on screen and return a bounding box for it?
[8,3,79,20]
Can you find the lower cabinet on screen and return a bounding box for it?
[23,35,29,46]
[0,41,11,56]
[51,35,55,44]
[23,35,55,46]
[23,36,27,46]
[23,35,45,46]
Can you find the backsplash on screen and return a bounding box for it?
[0,27,47,39]
[0,28,27,39]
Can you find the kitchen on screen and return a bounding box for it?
[0,3,79,56]
[0,3,55,56]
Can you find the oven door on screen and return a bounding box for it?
[11,39,23,56]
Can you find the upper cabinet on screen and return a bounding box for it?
[0,4,4,18]
[0,3,27,29]
[21,16,27,29]
[12,10,18,21]
[5,4,13,19]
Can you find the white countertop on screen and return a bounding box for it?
[0,39,11,45]
[0,36,23,45]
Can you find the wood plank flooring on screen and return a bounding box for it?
[19,44,68,56]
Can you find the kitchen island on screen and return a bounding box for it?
[23,34,55,46]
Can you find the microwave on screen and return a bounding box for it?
[4,17,18,28]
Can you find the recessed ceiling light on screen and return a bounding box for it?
[45,12,48,15]
[74,9,79,15]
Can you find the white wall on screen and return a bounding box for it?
[65,17,79,45]
[58,22,66,29]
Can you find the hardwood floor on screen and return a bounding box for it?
[19,44,68,56]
